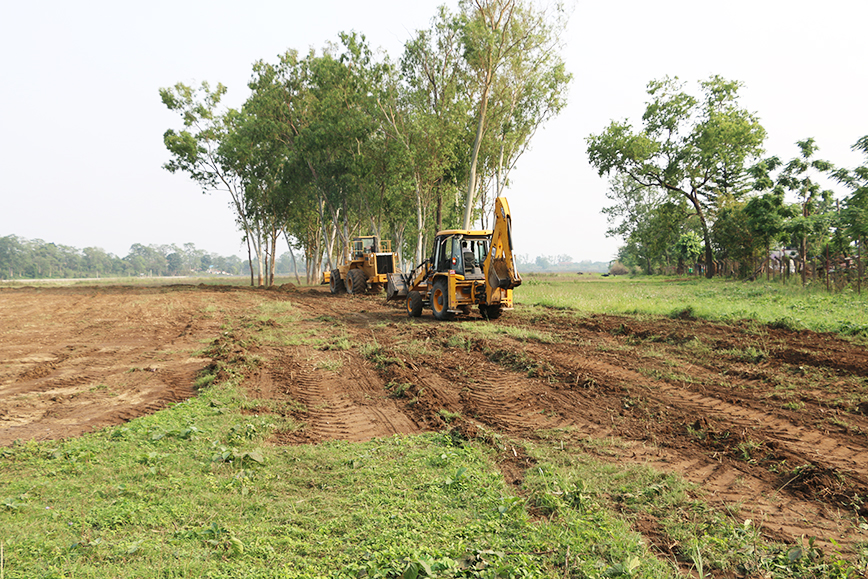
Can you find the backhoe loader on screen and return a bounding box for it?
[386,197,521,320]
[327,236,400,295]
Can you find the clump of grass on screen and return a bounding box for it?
[465,323,562,344]
[387,381,412,398]
[315,358,344,372]
[485,347,556,379]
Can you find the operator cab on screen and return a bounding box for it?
[352,236,378,259]
[432,234,488,280]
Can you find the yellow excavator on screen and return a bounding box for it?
[386,197,521,320]
[326,236,400,295]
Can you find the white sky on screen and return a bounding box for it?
[2,0,866,263]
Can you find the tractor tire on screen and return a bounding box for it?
[480,304,503,320]
[431,278,454,321]
[329,269,345,294]
[346,268,367,295]
[407,291,423,317]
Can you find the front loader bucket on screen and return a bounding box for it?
[386,273,409,301]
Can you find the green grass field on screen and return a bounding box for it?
[2,277,868,577]
[3,379,856,578]
[517,274,868,338]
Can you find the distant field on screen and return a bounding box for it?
[7,273,868,338]
[517,273,868,337]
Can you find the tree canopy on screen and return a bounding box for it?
[160,0,571,286]
[586,76,766,278]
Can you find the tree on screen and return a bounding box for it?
[166,252,184,275]
[776,139,835,285]
[835,135,868,292]
[161,81,266,286]
[602,174,688,274]
[742,190,793,279]
[675,231,703,274]
[586,76,766,278]
[459,0,570,229]
[0,235,23,279]
[386,6,470,263]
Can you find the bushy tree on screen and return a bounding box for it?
[587,76,766,278]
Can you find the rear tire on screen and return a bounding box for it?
[407,291,423,317]
[329,269,345,294]
[347,268,367,295]
[480,304,503,320]
[431,278,454,321]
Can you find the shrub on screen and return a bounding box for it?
[609,262,630,276]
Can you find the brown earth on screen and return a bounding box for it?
[2,283,868,558]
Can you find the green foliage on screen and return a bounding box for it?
[587,75,767,278]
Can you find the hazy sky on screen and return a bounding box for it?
[2,0,866,263]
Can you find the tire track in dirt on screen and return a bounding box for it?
[262,347,419,443]
[484,333,867,550]
[346,305,864,553]
[0,286,236,445]
[513,333,868,484]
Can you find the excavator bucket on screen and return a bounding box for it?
[386,273,409,301]
[488,257,516,290]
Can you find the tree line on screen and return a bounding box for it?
[587,76,868,290]
[0,236,245,280]
[0,234,604,280]
[160,0,570,286]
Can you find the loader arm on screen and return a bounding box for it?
[483,197,522,304]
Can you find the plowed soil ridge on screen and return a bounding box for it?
[2,284,867,556]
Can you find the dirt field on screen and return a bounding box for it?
[2,283,867,557]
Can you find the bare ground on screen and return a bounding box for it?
[2,283,867,558]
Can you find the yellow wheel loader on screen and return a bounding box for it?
[386,197,521,320]
[328,236,401,295]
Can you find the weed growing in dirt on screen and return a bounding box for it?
[717,345,769,364]
[386,381,412,398]
[314,357,344,372]
[465,323,562,344]
[438,409,462,423]
[484,347,556,379]
[445,332,474,352]
[359,342,404,369]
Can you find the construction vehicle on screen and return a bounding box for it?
[386,196,521,320]
[327,235,401,295]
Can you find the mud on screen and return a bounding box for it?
[2,283,867,555]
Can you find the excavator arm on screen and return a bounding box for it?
[483,196,522,304]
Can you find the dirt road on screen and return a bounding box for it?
[2,283,867,555]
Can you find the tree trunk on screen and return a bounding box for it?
[801,235,808,286]
[462,80,492,230]
[436,187,443,234]
[246,240,254,287]
[415,179,425,265]
[269,230,277,287]
[284,232,301,285]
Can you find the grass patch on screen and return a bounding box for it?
[517,276,868,338]
[526,444,865,578]
[2,376,864,577]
